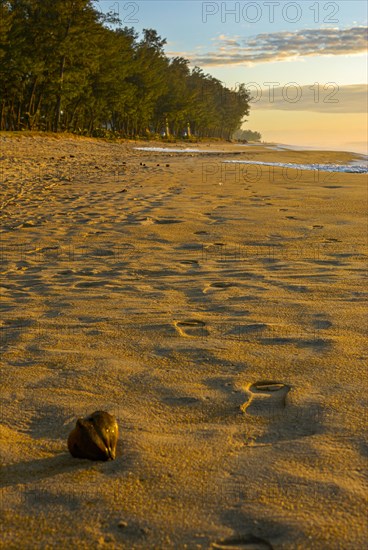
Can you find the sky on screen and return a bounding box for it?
[96,0,368,153]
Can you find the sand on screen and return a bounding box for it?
[0,133,367,549]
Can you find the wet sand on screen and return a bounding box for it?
[1,133,367,549]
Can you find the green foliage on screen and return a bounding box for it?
[0,1,250,138]
[233,129,262,142]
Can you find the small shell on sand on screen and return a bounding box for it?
[68,411,118,461]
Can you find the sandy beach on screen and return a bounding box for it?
[0,133,367,549]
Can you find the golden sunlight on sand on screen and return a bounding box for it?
[1,134,367,548]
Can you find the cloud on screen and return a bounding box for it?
[250,84,368,113]
[168,27,367,66]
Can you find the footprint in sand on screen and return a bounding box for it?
[241,381,290,417]
[203,282,233,294]
[133,216,155,225]
[174,319,208,337]
[74,280,107,288]
[212,534,273,549]
[179,260,200,268]
[312,318,332,330]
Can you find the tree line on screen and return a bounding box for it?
[232,129,262,142]
[0,0,251,139]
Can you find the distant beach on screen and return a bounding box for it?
[135,144,368,173]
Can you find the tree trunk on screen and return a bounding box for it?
[0,101,5,130]
[54,55,66,132]
[69,99,81,129]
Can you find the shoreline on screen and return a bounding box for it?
[1,130,366,158]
